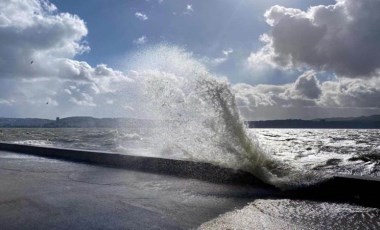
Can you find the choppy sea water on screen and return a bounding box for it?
[254,129,380,177]
[0,128,153,156]
[0,128,379,178]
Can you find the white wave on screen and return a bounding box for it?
[12,140,53,147]
[126,45,323,189]
[119,133,143,141]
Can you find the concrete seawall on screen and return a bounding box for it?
[0,142,268,186]
[291,174,380,208]
[0,142,379,208]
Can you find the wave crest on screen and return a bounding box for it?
[128,45,325,189]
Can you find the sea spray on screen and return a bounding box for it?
[142,72,322,188]
[128,45,324,188]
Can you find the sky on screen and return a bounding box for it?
[1,0,380,120]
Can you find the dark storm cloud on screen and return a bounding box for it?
[289,71,321,100]
[249,0,380,78]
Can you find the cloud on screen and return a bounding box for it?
[186,4,193,11]
[289,71,321,100]
[0,0,134,116]
[0,99,12,105]
[0,0,89,79]
[249,0,380,78]
[135,12,148,21]
[133,36,147,45]
[319,78,380,108]
[233,72,380,120]
[0,1,211,118]
[0,1,200,118]
[69,93,96,107]
[123,105,135,111]
[184,4,193,15]
[0,5,221,117]
[0,0,378,119]
[222,48,233,57]
[233,77,316,113]
[202,48,234,66]
[0,0,131,84]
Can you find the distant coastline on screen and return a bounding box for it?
[0,117,152,128]
[247,115,380,129]
[0,115,379,129]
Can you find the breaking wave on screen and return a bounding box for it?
[130,46,324,189]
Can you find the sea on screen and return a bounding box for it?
[1,127,379,183]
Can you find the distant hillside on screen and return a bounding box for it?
[317,115,380,122]
[0,118,52,127]
[0,117,153,128]
[248,115,380,129]
[0,115,379,128]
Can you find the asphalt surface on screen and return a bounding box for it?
[0,150,270,229]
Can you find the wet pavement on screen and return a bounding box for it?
[0,150,267,229]
[1,150,379,229]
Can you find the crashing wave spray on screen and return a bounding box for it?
[129,45,323,189]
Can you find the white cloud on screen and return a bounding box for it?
[0,0,89,79]
[69,93,96,107]
[319,78,380,108]
[33,97,58,106]
[222,48,233,57]
[0,0,134,114]
[249,0,380,78]
[133,36,147,45]
[0,0,378,119]
[184,4,193,15]
[186,4,193,11]
[64,89,72,95]
[123,105,135,111]
[233,72,380,120]
[0,99,12,105]
[135,12,148,21]
[203,48,234,66]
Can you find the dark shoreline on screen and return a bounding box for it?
[248,119,380,129]
[1,114,380,128]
